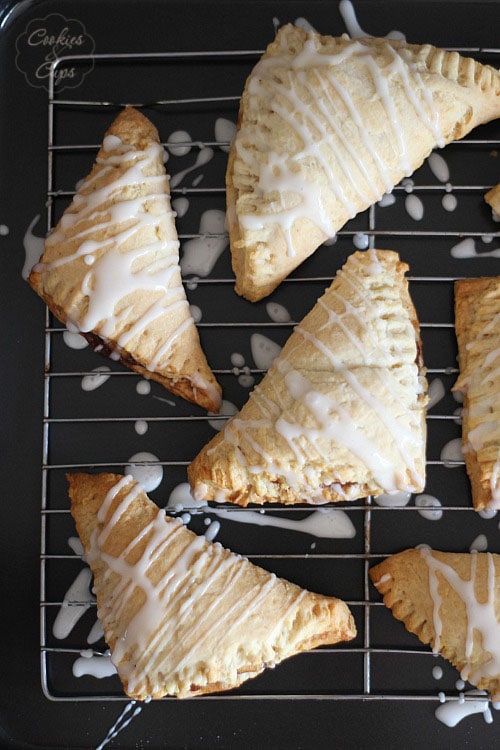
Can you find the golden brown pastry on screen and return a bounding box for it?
[29,107,221,412]
[189,250,427,506]
[453,277,500,511]
[370,548,500,700]
[228,24,500,301]
[68,472,356,700]
[485,184,500,217]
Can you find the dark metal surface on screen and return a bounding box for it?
[1,0,500,747]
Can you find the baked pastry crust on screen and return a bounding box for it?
[453,277,500,510]
[485,184,500,216]
[228,24,500,301]
[188,250,427,506]
[29,107,221,412]
[67,472,356,700]
[370,548,500,700]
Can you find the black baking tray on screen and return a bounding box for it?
[1,0,500,747]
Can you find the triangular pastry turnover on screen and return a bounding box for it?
[228,24,500,301]
[68,472,356,700]
[188,250,427,506]
[485,184,500,217]
[370,548,500,700]
[29,107,221,412]
[453,276,500,511]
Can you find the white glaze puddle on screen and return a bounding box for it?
[95,702,143,750]
[204,520,220,542]
[238,372,255,388]
[339,0,405,40]
[214,118,236,152]
[180,209,228,277]
[68,536,84,556]
[190,304,202,323]
[428,378,446,410]
[231,352,245,368]
[208,400,238,431]
[172,197,190,218]
[52,568,94,639]
[136,378,151,396]
[73,651,117,679]
[470,534,488,552]
[442,194,457,212]
[210,506,356,539]
[451,238,500,260]
[166,130,192,157]
[266,302,291,323]
[81,366,111,392]
[440,438,464,468]
[428,152,450,183]
[166,482,207,512]
[170,147,214,188]
[405,194,424,221]
[373,491,411,507]
[0,224,9,235]
[22,214,45,280]
[432,665,443,680]
[125,452,163,491]
[479,508,498,520]
[378,192,396,208]
[63,330,88,350]
[353,232,369,250]
[435,691,492,727]
[87,618,104,644]
[134,420,148,436]
[415,494,443,520]
[251,333,282,370]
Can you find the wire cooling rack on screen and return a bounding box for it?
[39,48,500,702]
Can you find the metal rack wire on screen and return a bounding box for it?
[40,49,500,702]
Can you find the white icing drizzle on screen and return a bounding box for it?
[95,702,143,750]
[171,197,190,218]
[180,209,228,277]
[73,651,117,679]
[266,302,291,323]
[428,378,446,410]
[373,491,411,507]
[87,618,104,644]
[251,333,282,370]
[236,31,443,255]
[421,549,500,689]
[89,483,308,697]
[440,438,464,468]
[353,232,369,250]
[435,690,492,727]
[52,568,94,639]
[451,238,500,260]
[167,130,192,157]
[68,536,84,557]
[405,194,424,221]
[81,366,111,392]
[214,118,236,152]
[22,214,45,280]
[415,494,443,521]
[189,304,202,323]
[339,0,405,41]
[136,378,151,396]
[378,192,396,208]
[204,520,220,542]
[170,146,213,188]
[125,453,163,492]
[428,152,449,183]
[63,329,89,350]
[209,506,356,539]
[470,534,488,552]
[208,400,238,431]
